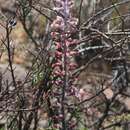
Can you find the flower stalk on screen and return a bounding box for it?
[51,0,79,129]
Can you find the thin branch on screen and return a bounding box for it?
[82,0,130,27]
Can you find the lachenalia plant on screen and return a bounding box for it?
[50,0,82,129]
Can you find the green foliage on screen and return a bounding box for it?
[0,127,5,130]
[38,16,47,35]
[79,127,88,130]
[32,72,43,85]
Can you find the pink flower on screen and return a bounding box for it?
[51,23,63,31]
[55,51,62,58]
[70,39,79,45]
[50,32,56,38]
[54,80,63,85]
[76,88,86,101]
[51,16,65,31]
[55,16,64,24]
[52,62,62,68]
[68,121,76,129]
[59,114,63,119]
[53,70,62,76]
[53,70,65,77]
[69,63,78,70]
[53,124,61,129]
[69,50,78,56]
[61,70,65,76]
[65,40,71,47]
[55,42,62,49]
[50,32,60,40]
